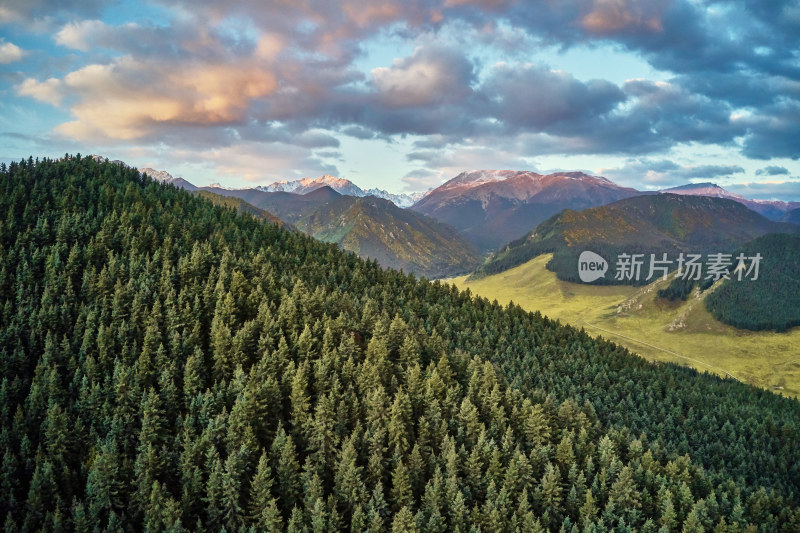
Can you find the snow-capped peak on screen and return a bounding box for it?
[256,175,364,196]
[440,169,611,191]
[139,167,176,183]
[252,175,425,207]
[364,188,427,208]
[444,170,525,189]
[662,182,747,201]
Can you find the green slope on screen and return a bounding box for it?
[475,193,799,284]
[295,195,482,278]
[453,254,800,397]
[1,156,800,531]
[203,186,479,278]
[194,189,286,227]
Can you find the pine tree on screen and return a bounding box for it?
[334,436,367,516]
[271,426,301,511]
[391,506,418,533]
[390,460,413,512]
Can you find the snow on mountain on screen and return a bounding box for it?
[138,167,198,191]
[437,169,615,193]
[139,167,175,183]
[661,182,747,200]
[413,169,642,251]
[257,175,365,196]
[255,175,424,207]
[92,155,128,167]
[661,182,800,220]
[440,169,524,190]
[364,188,426,208]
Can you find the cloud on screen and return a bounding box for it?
[16,77,64,105]
[48,56,277,141]
[726,180,800,202]
[403,143,536,189]
[371,45,474,108]
[144,141,341,184]
[482,63,625,133]
[0,41,23,63]
[5,0,799,186]
[738,100,800,160]
[0,0,113,30]
[55,20,108,51]
[680,165,746,179]
[598,159,747,188]
[341,125,377,140]
[581,0,666,35]
[756,166,790,176]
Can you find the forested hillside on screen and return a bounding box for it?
[1,156,799,531]
[203,185,478,278]
[474,194,798,284]
[294,194,481,279]
[194,190,286,227]
[705,233,800,331]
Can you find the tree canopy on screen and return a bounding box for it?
[0,155,798,531]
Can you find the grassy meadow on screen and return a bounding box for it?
[450,254,800,397]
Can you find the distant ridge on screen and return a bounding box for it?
[474,193,800,283]
[411,170,643,251]
[294,194,481,278]
[781,207,800,224]
[662,182,800,221]
[256,174,424,207]
[139,167,198,191]
[194,190,285,227]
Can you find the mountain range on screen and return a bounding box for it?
[662,182,800,221]
[410,170,643,251]
[254,174,425,208]
[139,164,800,282]
[139,167,199,191]
[475,193,800,283]
[292,192,481,278]
[194,189,285,227]
[782,208,800,224]
[140,168,477,278]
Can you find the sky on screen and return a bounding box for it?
[1,0,799,198]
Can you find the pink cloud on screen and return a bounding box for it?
[581,0,666,35]
[51,57,278,141]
